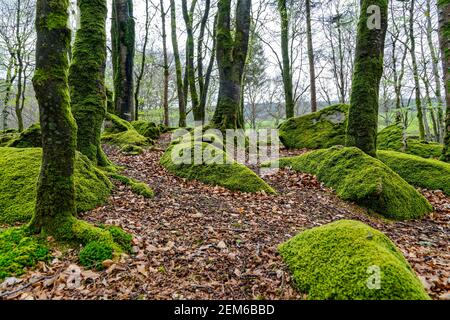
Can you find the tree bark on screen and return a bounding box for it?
[69,0,109,166]
[182,0,201,123]
[170,0,187,127]
[346,0,388,157]
[31,0,77,233]
[439,0,450,162]
[160,0,170,126]
[277,0,294,118]
[210,0,251,130]
[134,0,150,121]
[2,57,16,131]
[306,0,317,113]
[409,0,426,141]
[112,0,135,122]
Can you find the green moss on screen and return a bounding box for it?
[120,144,144,155]
[104,226,132,253]
[0,130,19,147]
[377,124,443,159]
[378,150,450,195]
[276,146,432,220]
[278,104,349,149]
[102,113,149,149]
[7,124,42,148]
[279,220,430,300]
[108,172,154,198]
[79,241,113,270]
[0,148,113,225]
[160,141,275,194]
[131,120,160,141]
[69,0,109,166]
[0,227,49,280]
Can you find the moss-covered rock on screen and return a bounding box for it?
[0,147,113,225]
[0,130,19,147]
[102,113,148,154]
[7,124,42,148]
[279,220,430,300]
[131,120,161,141]
[160,141,275,194]
[276,146,432,220]
[377,124,443,159]
[278,104,349,149]
[0,227,50,280]
[378,150,450,195]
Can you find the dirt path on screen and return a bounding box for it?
[1,135,449,300]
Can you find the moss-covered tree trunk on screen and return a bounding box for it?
[278,0,295,119]
[346,0,388,157]
[69,0,109,166]
[170,0,187,127]
[30,0,78,233]
[111,0,135,122]
[210,0,251,130]
[439,0,450,162]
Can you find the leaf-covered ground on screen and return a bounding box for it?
[0,134,449,300]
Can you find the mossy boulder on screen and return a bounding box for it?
[131,120,161,141]
[276,146,432,220]
[0,228,49,280]
[378,150,450,195]
[7,124,42,148]
[0,147,113,225]
[102,113,149,154]
[278,104,349,149]
[377,124,443,159]
[279,220,430,300]
[0,130,19,147]
[160,141,275,194]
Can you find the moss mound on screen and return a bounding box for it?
[0,228,49,280]
[277,146,432,220]
[279,220,430,300]
[131,120,161,141]
[7,124,42,148]
[79,241,113,270]
[378,150,450,195]
[377,124,443,159]
[279,104,349,149]
[160,141,275,194]
[102,113,149,154]
[108,172,154,198]
[0,147,113,225]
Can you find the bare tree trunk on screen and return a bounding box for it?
[197,0,212,124]
[160,0,170,126]
[306,0,317,113]
[277,0,294,119]
[170,0,186,127]
[409,0,426,141]
[135,0,151,121]
[182,0,201,123]
[2,57,17,131]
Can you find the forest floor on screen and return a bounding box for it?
[0,133,449,300]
